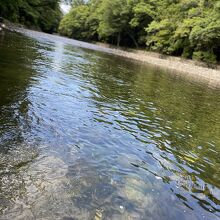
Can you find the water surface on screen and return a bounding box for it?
[0,30,220,220]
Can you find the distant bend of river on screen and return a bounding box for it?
[0,29,220,220]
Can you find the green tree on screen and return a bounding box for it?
[97,0,131,46]
[129,0,154,45]
[146,0,220,63]
[59,5,90,39]
[0,0,61,33]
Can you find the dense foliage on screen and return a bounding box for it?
[59,0,220,63]
[0,0,61,33]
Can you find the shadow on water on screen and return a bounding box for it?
[0,30,220,219]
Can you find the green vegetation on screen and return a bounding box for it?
[0,0,219,63]
[0,0,61,33]
[59,0,220,63]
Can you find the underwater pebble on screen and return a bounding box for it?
[95,209,103,220]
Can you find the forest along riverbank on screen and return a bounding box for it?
[6,25,220,88]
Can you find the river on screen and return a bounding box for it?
[0,29,220,220]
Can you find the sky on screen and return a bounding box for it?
[60,3,71,14]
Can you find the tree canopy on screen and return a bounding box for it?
[0,0,61,33]
[59,0,220,63]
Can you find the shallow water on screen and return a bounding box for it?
[0,30,220,220]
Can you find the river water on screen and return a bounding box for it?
[0,29,220,220]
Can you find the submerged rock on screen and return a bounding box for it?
[120,177,148,203]
[1,156,74,219]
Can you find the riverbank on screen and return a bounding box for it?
[5,23,220,88]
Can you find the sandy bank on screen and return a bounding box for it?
[5,24,220,88]
[117,49,220,88]
[96,43,220,88]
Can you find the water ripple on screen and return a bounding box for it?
[0,30,220,219]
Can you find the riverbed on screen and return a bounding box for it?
[0,29,220,219]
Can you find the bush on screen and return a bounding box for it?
[193,51,217,64]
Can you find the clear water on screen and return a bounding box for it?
[0,30,220,220]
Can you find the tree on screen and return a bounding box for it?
[59,5,90,39]
[146,0,220,63]
[97,0,131,46]
[0,0,61,33]
[129,0,154,45]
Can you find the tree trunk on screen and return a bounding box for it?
[117,32,121,47]
[128,33,138,48]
